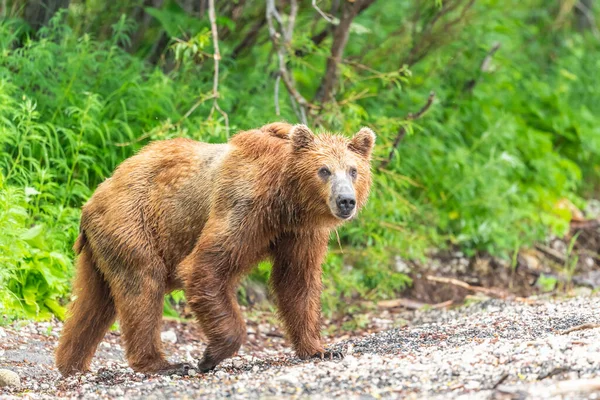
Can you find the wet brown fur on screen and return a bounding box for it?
[55,122,375,376]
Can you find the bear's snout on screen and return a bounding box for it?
[336,194,356,217]
[330,174,356,220]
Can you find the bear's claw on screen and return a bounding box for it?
[313,350,344,360]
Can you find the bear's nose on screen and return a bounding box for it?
[336,195,356,215]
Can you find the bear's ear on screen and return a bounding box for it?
[349,127,376,158]
[290,124,316,151]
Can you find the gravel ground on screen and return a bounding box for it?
[2,294,600,399]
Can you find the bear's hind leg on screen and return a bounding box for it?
[106,261,181,374]
[56,244,116,376]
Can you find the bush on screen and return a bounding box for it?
[2,1,600,319]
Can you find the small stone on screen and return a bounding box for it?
[0,370,20,389]
[215,370,226,378]
[465,380,481,390]
[252,365,260,373]
[160,330,177,344]
[232,359,244,369]
[0,328,6,338]
[277,373,300,385]
[342,355,358,368]
[188,369,197,377]
[40,383,50,390]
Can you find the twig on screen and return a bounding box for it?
[570,218,600,230]
[312,0,335,23]
[480,41,502,72]
[492,373,509,389]
[574,1,600,39]
[425,275,536,304]
[379,91,435,169]
[534,244,567,265]
[402,0,476,67]
[464,42,502,92]
[208,0,230,136]
[376,298,426,310]
[537,367,570,381]
[425,275,506,297]
[274,74,281,115]
[559,323,600,335]
[266,0,318,124]
[285,0,299,42]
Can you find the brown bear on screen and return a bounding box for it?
[55,122,375,376]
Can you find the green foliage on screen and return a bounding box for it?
[0,178,77,320]
[2,1,600,319]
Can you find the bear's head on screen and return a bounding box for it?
[287,124,375,225]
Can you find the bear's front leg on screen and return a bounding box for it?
[271,229,340,360]
[180,230,249,372]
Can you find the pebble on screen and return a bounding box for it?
[1,297,600,399]
[160,330,177,344]
[0,369,20,389]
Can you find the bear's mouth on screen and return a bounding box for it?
[334,209,355,220]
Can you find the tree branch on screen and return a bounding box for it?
[208,0,230,135]
[312,0,335,23]
[379,91,435,169]
[231,15,267,59]
[266,0,319,124]
[314,0,377,104]
[401,0,475,68]
[463,41,501,92]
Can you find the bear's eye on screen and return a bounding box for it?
[318,167,331,179]
[349,167,358,180]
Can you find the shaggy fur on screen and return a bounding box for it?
[55,122,375,376]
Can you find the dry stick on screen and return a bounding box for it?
[426,275,505,297]
[425,275,535,304]
[208,0,230,136]
[480,41,502,72]
[379,91,435,169]
[312,0,334,23]
[574,1,600,39]
[266,0,318,124]
[559,323,600,335]
[274,74,281,116]
[464,42,502,92]
[534,244,567,265]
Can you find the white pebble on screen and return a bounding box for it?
[161,330,177,344]
[0,370,20,389]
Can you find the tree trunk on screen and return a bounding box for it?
[129,0,165,53]
[24,0,71,31]
[575,0,594,31]
[314,0,377,104]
